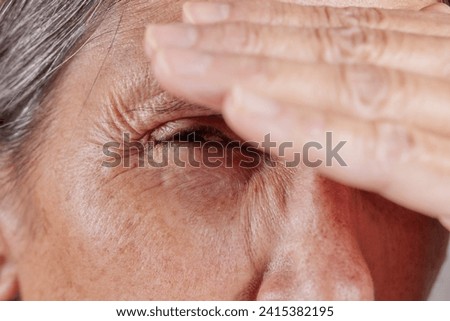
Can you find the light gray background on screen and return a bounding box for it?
[429,240,450,300]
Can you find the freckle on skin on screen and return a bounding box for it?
[12,0,449,300]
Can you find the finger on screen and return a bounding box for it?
[151,48,450,136]
[145,22,450,79]
[421,3,450,14]
[222,87,450,220]
[182,1,450,37]
[441,217,450,231]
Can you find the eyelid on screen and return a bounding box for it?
[149,116,240,144]
[169,125,230,143]
[105,84,222,141]
[146,115,272,166]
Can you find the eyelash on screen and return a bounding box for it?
[153,125,233,146]
[147,118,271,165]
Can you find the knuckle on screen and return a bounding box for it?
[338,7,385,27]
[275,2,298,24]
[339,65,395,118]
[308,6,346,27]
[320,6,338,25]
[319,27,387,63]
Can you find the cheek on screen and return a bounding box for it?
[20,147,448,300]
[144,144,268,218]
[21,153,282,299]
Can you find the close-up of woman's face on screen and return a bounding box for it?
[0,0,449,301]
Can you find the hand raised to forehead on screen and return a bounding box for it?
[145,0,450,229]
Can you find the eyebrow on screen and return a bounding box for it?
[84,0,217,127]
[97,62,219,139]
[104,68,214,117]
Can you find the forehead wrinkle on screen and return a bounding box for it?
[99,63,214,136]
[69,0,214,138]
[83,0,183,51]
[108,74,213,117]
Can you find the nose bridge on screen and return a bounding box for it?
[256,185,375,300]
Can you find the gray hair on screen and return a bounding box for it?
[0,0,449,164]
[0,0,108,161]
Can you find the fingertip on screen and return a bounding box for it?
[144,24,158,58]
[222,86,291,147]
[420,3,450,13]
[440,217,450,232]
[182,2,196,23]
[150,48,172,78]
[223,86,281,121]
[182,1,230,24]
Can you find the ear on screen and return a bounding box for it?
[0,230,19,300]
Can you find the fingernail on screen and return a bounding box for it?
[225,87,281,118]
[224,87,325,142]
[154,49,212,76]
[223,88,288,146]
[145,24,198,56]
[183,2,230,23]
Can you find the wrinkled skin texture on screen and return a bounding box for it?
[146,0,450,226]
[0,0,448,300]
[146,0,450,225]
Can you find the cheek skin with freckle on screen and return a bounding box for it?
[8,0,448,300]
[16,92,449,300]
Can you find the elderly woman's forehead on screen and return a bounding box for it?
[89,0,438,46]
[82,0,179,51]
[113,0,441,13]
[100,0,440,26]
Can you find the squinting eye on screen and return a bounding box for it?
[148,116,270,166]
[150,117,237,147]
[171,126,230,144]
